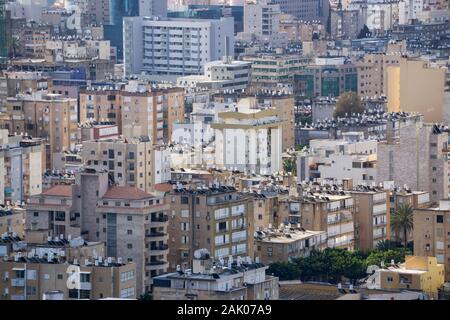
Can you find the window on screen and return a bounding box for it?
[33,212,39,217]
[181,196,189,204]
[127,244,133,249]
[127,216,133,221]
[127,230,133,235]
[437,215,444,223]
[387,277,393,282]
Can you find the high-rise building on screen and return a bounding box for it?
[270,0,330,24]
[165,183,254,272]
[123,16,234,80]
[104,0,140,61]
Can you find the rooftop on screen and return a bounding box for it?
[41,185,72,197]
[102,186,154,201]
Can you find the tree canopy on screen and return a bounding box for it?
[267,248,411,284]
[334,92,365,118]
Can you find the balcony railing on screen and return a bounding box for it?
[146,260,167,266]
[151,216,169,223]
[150,244,169,251]
[146,232,166,238]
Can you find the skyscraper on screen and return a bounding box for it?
[104,0,140,61]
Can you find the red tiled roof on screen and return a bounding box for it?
[154,183,172,192]
[41,185,72,197]
[102,186,153,200]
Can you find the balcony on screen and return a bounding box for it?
[149,244,169,255]
[145,261,169,271]
[146,232,169,242]
[11,278,25,287]
[151,215,169,223]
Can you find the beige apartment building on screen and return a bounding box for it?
[282,188,356,250]
[256,94,295,151]
[165,185,254,272]
[351,186,390,250]
[368,256,444,300]
[255,227,327,265]
[413,199,450,282]
[386,58,447,122]
[389,189,431,244]
[0,206,25,239]
[0,130,45,204]
[26,169,170,295]
[79,84,184,144]
[4,92,78,169]
[79,87,122,128]
[355,41,405,97]
[81,136,155,193]
[0,256,137,300]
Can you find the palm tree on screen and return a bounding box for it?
[283,158,296,175]
[390,204,414,248]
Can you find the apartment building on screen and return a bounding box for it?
[165,184,254,272]
[153,250,279,300]
[0,255,137,300]
[254,227,327,265]
[212,98,284,175]
[4,92,78,169]
[250,190,288,232]
[243,54,308,89]
[256,94,295,151]
[282,184,356,250]
[79,83,184,144]
[377,122,449,205]
[351,186,390,250]
[367,256,445,300]
[413,199,450,282]
[25,185,80,239]
[26,169,170,295]
[0,130,44,204]
[177,57,252,92]
[241,0,287,47]
[298,132,378,185]
[386,57,447,123]
[123,16,234,79]
[0,206,25,239]
[389,188,430,244]
[82,136,155,193]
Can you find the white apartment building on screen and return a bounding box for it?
[298,132,378,184]
[211,98,284,175]
[123,17,235,80]
[241,0,287,47]
[0,130,43,204]
[177,56,252,92]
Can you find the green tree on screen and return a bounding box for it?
[267,262,301,281]
[391,203,414,248]
[139,293,153,300]
[366,248,411,267]
[333,92,365,118]
[283,158,297,175]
